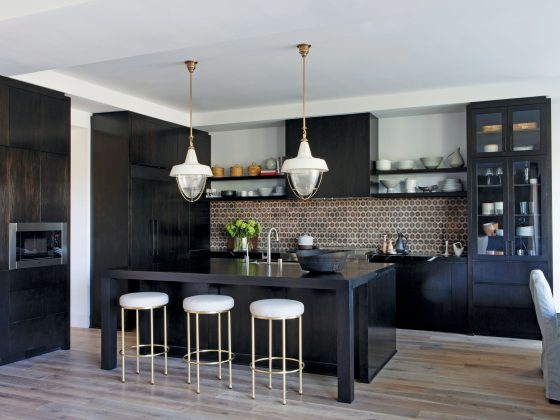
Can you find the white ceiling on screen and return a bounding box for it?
[2,0,560,115]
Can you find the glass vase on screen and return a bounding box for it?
[234,237,248,252]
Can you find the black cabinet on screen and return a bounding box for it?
[0,76,70,365]
[8,86,69,154]
[370,257,467,333]
[467,97,552,339]
[285,113,377,198]
[91,111,211,327]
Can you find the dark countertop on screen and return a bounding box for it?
[107,257,394,290]
[369,254,467,263]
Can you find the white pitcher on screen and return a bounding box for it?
[453,241,464,257]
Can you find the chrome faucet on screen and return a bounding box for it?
[266,228,279,264]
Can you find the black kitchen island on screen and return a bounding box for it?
[101,258,396,403]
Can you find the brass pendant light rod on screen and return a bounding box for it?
[297,43,310,143]
[185,60,197,149]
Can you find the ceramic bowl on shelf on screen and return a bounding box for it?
[397,160,414,170]
[420,156,443,169]
[380,179,401,192]
[257,187,273,197]
[376,160,392,171]
[483,144,499,153]
[482,222,498,236]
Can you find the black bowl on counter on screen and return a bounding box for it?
[295,249,349,273]
[221,190,237,198]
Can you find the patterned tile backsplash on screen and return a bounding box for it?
[210,197,468,255]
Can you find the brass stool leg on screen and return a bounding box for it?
[268,319,273,389]
[251,315,255,399]
[228,310,233,389]
[196,313,200,394]
[164,305,168,375]
[299,315,303,395]
[135,309,140,374]
[187,312,191,384]
[218,312,222,380]
[121,307,125,383]
[282,318,286,405]
[150,307,155,385]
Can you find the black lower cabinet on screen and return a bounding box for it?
[471,261,546,339]
[370,257,468,334]
[0,266,69,365]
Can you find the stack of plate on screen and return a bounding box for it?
[516,226,535,237]
[442,178,463,192]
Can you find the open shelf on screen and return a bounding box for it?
[371,191,467,198]
[210,174,285,181]
[205,195,286,201]
[371,167,467,176]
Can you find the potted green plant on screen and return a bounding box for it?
[225,219,262,251]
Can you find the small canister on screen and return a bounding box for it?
[211,166,224,177]
[248,162,261,176]
[230,164,243,177]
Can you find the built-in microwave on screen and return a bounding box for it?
[9,223,68,270]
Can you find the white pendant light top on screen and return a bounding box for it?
[281,141,328,172]
[170,59,212,202]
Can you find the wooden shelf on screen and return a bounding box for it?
[210,174,285,181]
[371,192,467,198]
[371,167,467,176]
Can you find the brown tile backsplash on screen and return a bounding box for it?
[210,197,468,255]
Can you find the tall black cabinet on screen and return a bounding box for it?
[90,112,211,327]
[467,96,552,339]
[0,76,70,365]
[285,113,377,198]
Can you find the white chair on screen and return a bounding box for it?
[529,270,560,402]
[250,298,304,405]
[183,295,235,393]
[119,292,169,384]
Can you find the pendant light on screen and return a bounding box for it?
[170,60,213,202]
[281,43,328,199]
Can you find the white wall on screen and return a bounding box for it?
[70,109,91,327]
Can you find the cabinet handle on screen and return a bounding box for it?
[155,220,159,256]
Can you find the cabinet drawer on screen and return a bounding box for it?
[472,261,547,285]
[9,313,68,357]
[473,307,539,339]
[9,266,68,291]
[473,284,533,309]
[10,282,67,322]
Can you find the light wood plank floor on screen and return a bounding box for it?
[0,328,559,419]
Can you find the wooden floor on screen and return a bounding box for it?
[0,328,559,419]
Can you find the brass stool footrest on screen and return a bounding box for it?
[120,344,169,358]
[250,356,304,375]
[183,349,235,366]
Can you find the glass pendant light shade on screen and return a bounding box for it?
[170,59,212,202]
[281,140,328,198]
[170,147,213,201]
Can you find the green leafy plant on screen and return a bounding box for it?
[225,219,262,238]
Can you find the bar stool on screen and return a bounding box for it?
[250,298,304,405]
[119,292,169,384]
[183,295,235,393]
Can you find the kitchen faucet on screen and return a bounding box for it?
[266,228,279,264]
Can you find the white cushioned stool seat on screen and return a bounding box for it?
[119,292,169,309]
[250,299,304,319]
[183,295,234,313]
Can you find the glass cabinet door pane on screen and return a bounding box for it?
[512,160,542,256]
[511,109,541,152]
[475,112,503,153]
[475,162,506,257]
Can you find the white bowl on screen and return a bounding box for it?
[397,160,414,170]
[420,156,443,169]
[483,144,499,153]
[376,160,391,171]
[381,179,401,190]
[257,187,272,197]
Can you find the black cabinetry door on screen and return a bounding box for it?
[285,113,373,198]
[130,117,179,169]
[7,148,41,223]
[0,84,8,146]
[40,152,69,222]
[8,88,69,154]
[0,147,8,269]
[0,271,8,362]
